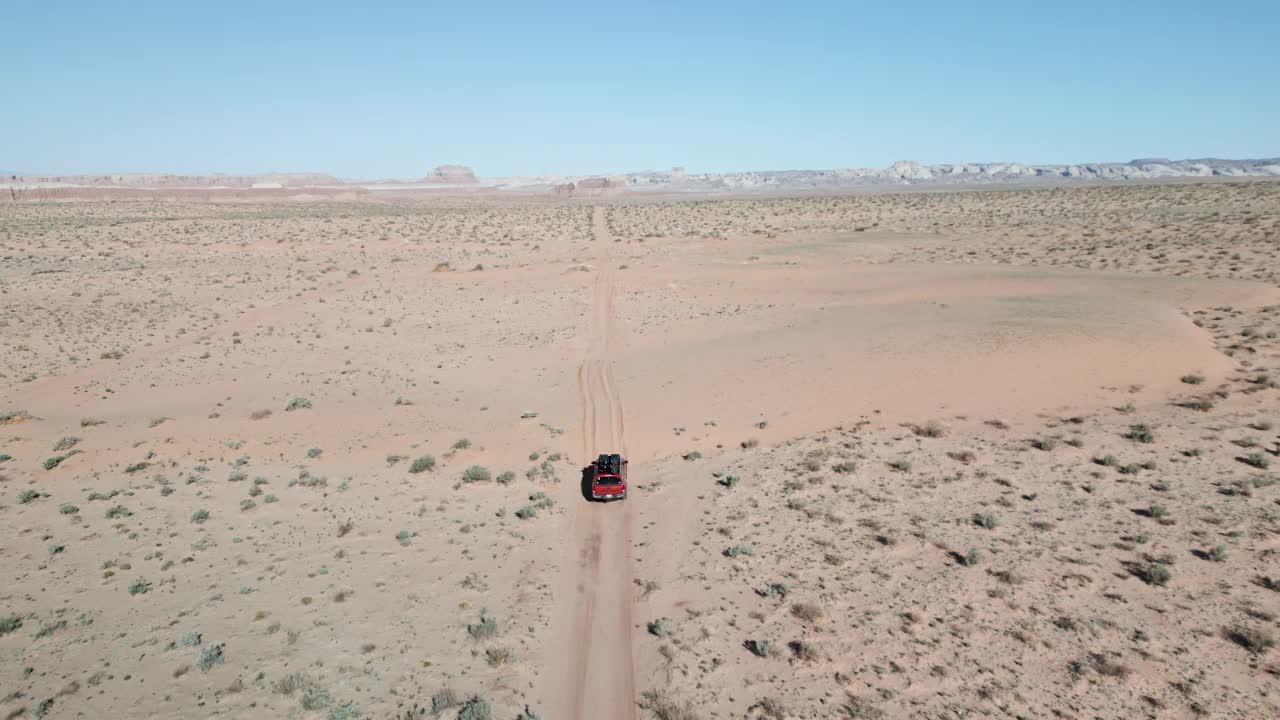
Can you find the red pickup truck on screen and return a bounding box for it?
[590,453,628,501]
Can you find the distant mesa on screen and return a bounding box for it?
[552,176,622,197]
[4,172,339,188]
[5,157,1280,203]
[422,165,477,184]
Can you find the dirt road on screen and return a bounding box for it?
[550,206,637,720]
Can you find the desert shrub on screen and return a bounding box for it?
[285,397,312,411]
[452,438,471,450]
[484,647,512,666]
[18,489,43,504]
[0,615,22,635]
[717,474,740,489]
[457,697,491,720]
[396,530,412,546]
[409,455,436,474]
[973,513,1000,529]
[43,454,71,470]
[198,643,225,671]
[789,639,820,662]
[638,689,698,720]
[913,420,946,438]
[1226,626,1275,655]
[1181,373,1205,385]
[496,471,515,485]
[128,579,152,595]
[1126,423,1155,443]
[648,618,674,637]
[1074,653,1131,679]
[724,544,754,558]
[1031,438,1057,451]
[1182,396,1216,412]
[301,684,332,710]
[791,602,824,623]
[1142,563,1172,586]
[515,505,537,519]
[752,698,787,720]
[757,583,789,598]
[328,702,358,720]
[306,447,322,458]
[740,438,759,449]
[430,688,460,714]
[461,465,491,483]
[106,505,132,519]
[191,509,210,524]
[467,613,498,641]
[832,462,857,473]
[291,470,327,487]
[52,436,79,452]
[800,449,829,472]
[745,639,771,657]
[888,458,912,472]
[1243,452,1270,469]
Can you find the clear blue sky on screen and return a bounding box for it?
[3,1,1277,177]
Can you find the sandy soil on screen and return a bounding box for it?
[1,181,1278,720]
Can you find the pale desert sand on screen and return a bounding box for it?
[1,181,1278,720]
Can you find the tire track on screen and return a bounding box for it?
[555,206,635,720]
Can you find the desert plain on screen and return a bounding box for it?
[1,180,1279,720]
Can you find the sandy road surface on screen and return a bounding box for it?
[550,206,637,720]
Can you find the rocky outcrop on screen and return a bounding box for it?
[611,158,1280,193]
[549,176,623,197]
[421,165,477,184]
